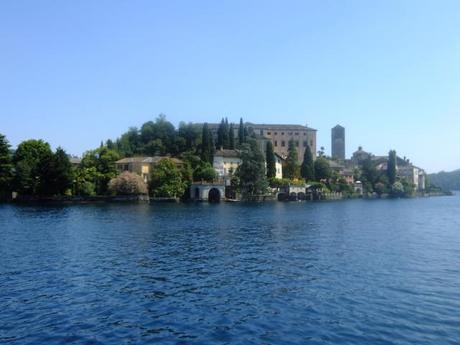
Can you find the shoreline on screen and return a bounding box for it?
[1,191,452,205]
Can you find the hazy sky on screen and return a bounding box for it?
[1,1,460,173]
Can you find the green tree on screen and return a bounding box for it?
[391,181,404,197]
[74,167,97,196]
[229,123,235,149]
[236,139,268,198]
[265,141,276,179]
[314,157,332,181]
[13,139,53,195]
[360,157,378,191]
[387,150,397,185]
[238,118,245,145]
[149,158,186,198]
[178,122,202,153]
[200,123,214,163]
[193,162,218,182]
[223,118,230,148]
[81,146,120,194]
[139,115,176,155]
[217,118,225,149]
[300,143,315,181]
[283,139,300,179]
[116,127,140,157]
[0,134,13,199]
[50,147,74,195]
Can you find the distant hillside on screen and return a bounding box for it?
[428,170,460,191]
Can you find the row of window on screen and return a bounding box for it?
[274,140,313,148]
[261,130,306,136]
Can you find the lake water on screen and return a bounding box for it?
[1,194,460,344]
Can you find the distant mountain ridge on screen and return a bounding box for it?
[428,169,460,191]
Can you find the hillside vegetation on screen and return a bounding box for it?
[428,170,460,191]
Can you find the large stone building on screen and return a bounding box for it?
[207,122,317,164]
[331,125,345,160]
[246,123,316,163]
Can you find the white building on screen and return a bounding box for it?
[274,153,284,179]
[399,165,426,191]
[213,149,241,178]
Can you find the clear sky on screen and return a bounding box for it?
[1,0,459,173]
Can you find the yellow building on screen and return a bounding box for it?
[115,156,183,183]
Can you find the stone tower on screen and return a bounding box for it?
[331,125,345,160]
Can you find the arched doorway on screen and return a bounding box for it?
[208,188,221,203]
[298,192,306,200]
[277,192,287,201]
[289,192,297,201]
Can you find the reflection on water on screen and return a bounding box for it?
[1,196,460,344]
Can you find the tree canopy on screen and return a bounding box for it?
[300,143,315,181]
[283,139,300,179]
[236,139,268,198]
[266,141,276,179]
[149,158,186,198]
[0,134,13,198]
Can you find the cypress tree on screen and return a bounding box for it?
[238,118,244,145]
[52,147,74,195]
[266,141,276,178]
[223,118,230,149]
[201,123,215,163]
[237,139,268,198]
[217,118,225,149]
[283,139,300,179]
[300,143,315,181]
[229,123,235,149]
[387,150,397,185]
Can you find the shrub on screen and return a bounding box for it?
[108,171,148,195]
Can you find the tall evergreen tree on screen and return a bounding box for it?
[283,139,300,179]
[0,134,13,198]
[237,139,268,198]
[200,123,214,163]
[300,143,315,181]
[217,118,225,149]
[229,123,235,149]
[223,118,230,149]
[238,118,245,145]
[387,150,397,184]
[266,141,276,179]
[52,147,74,195]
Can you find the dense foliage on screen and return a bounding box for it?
[265,141,276,179]
[12,140,74,196]
[428,170,460,191]
[283,139,300,179]
[0,134,13,199]
[80,146,120,195]
[149,158,186,198]
[236,139,268,198]
[300,142,315,181]
[313,157,332,181]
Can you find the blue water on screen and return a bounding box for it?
[1,195,460,344]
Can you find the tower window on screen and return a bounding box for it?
[281,141,285,147]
